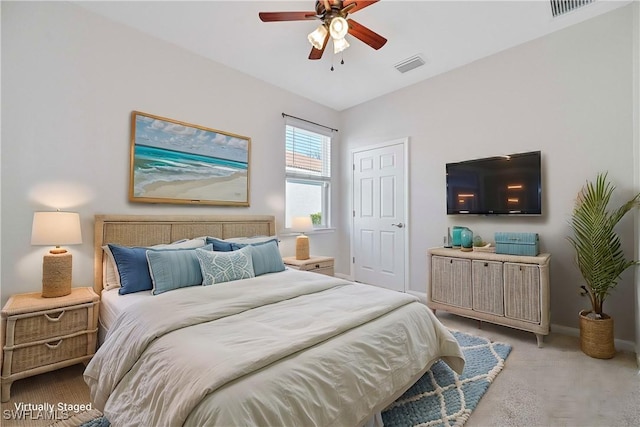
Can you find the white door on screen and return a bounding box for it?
[352,139,407,292]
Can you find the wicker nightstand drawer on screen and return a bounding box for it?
[296,260,334,272]
[12,306,90,345]
[8,332,91,374]
[282,256,335,277]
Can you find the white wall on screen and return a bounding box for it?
[633,0,640,364]
[340,5,637,342]
[0,2,341,307]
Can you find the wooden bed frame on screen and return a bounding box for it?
[93,214,276,295]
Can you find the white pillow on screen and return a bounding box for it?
[102,237,207,290]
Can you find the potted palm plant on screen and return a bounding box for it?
[568,172,640,359]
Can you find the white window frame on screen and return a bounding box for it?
[284,116,333,230]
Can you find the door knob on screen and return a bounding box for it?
[391,223,405,228]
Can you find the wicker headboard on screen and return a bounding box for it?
[93,214,276,295]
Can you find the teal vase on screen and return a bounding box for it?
[461,228,473,249]
[452,226,464,247]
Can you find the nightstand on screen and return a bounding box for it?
[283,255,335,276]
[1,287,99,402]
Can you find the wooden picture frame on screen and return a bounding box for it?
[129,111,250,206]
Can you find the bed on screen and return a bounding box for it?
[85,214,465,427]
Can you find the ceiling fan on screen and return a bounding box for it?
[259,0,387,60]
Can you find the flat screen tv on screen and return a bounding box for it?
[446,151,542,215]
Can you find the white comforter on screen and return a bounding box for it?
[84,270,464,427]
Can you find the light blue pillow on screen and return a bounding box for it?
[195,246,255,285]
[229,238,284,276]
[246,241,285,276]
[146,244,213,295]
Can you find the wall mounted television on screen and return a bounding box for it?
[446,151,542,215]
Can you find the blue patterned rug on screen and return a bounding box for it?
[77,330,510,427]
[382,330,512,427]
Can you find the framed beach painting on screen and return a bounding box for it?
[129,111,250,206]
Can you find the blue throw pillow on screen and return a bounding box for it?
[205,237,234,252]
[147,244,213,295]
[195,246,255,285]
[108,245,154,295]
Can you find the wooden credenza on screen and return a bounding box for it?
[427,248,551,347]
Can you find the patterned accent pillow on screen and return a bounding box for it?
[195,245,255,285]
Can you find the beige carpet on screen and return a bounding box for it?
[1,313,638,427]
[438,312,640,427]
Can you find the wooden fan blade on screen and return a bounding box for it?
[342,0,379,15]
[347,19,387,50]
[309,32,330,60]
[259,11,317,22]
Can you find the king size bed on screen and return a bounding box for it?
[84,214,465,427]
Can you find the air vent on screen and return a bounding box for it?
[394,55,426,74]
[550,0,595,17]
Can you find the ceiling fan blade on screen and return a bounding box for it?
[259,11,317,22]
[309,32,330,60]
[347,19,387,50]
[342,0,379,15]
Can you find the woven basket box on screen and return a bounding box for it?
[494,232,539,256]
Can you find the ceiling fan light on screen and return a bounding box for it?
[308,25,328,50]
[329,17,348,40]
[333,37,350,54]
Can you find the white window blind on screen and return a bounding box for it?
[285,125,331,180]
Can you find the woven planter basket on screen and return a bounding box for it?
[579,310,615,359]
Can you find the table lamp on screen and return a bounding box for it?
[31,211,82,297]
[291,216,313,260]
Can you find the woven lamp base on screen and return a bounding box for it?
[296,235,310,260]
[579,310,615,359]
[42,251,72,298]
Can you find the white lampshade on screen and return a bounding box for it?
[329,17,348,40]
[291,216,313,233]
[308,24,328,50]
[333,37,350,54]
[31,211,82,247]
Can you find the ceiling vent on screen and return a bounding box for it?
[550,0,595,17]
[394,55,426,74]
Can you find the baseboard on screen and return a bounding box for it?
[335,273,353,281]
[551,324,636,354]
[406,290,638,355]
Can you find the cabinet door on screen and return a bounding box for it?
[472,260,504,315]
[431,256,472,308]
[504,263,540,323]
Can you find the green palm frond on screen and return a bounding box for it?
[568,172,640,316]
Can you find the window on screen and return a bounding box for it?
[285,118,332,229]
